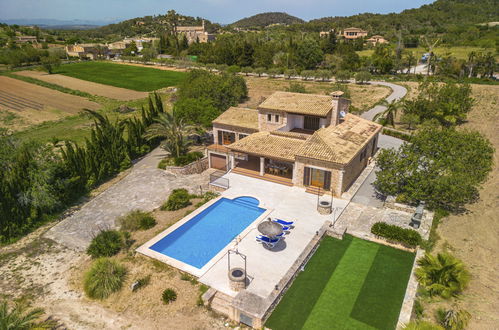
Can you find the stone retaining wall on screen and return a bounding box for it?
[166,157,208,175]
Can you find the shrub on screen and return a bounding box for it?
[84,258,127,299]
[197,284,209,306]
[382,128,412,141]
[161,189,192,211]
[403,320,444,330]
[87,230,124,258]
[162,288,177,304]
[117,210,156,231]
[132,275,151,292]
[158,158,169,169]
[436,308,471,330]
[371,222,422,247]
[286,82,308,93]
[415,253,470,299]
[173,151,204,167]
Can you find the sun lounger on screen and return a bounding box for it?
[256,235,281,248]
[273,219,294,227]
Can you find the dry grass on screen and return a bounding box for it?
[409,84,499,328]
[69,199,227,329]
[241,76,391,113]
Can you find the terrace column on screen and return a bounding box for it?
[229,154,235,171]
[260,157,265,176]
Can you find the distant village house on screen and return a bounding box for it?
[342,27,368,40]
[366,35,388,45]
[16,35,38,43]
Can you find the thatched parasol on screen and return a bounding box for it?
[258,219,283,238]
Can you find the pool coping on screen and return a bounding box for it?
[136,195,273,278]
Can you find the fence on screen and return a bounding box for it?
[209,171,229,190]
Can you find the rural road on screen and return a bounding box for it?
[360,81,407,121]
[45,148,210,250]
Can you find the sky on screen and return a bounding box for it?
[0,0,436,24]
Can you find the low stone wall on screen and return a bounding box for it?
[166,157,208,175]
[397,248,424,329]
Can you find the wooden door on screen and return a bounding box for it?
[310,168,325,187]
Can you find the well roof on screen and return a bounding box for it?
[258,91,334,117]
[212,107,259,131]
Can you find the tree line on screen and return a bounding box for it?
[0,94,163,243]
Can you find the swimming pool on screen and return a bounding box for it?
[150,196,266,269]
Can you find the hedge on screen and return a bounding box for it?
[371,222,422,247]
[382,128,412,141]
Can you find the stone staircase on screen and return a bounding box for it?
[305,185,325,196]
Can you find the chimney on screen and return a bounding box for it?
[330,91,347,126]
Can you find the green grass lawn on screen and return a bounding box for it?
[55,61,186,92]
[266,235,415,330]
[356,46,496,61]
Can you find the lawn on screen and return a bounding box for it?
[266,235,415,330]
[55,61,186,92]
[356,46,497,61]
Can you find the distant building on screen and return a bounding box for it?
[16,36,38,43]
[366,35,388,46]
[65,44,109,60]
[319,29,335,38]
[342,27,368,40]
[176,20,215,44]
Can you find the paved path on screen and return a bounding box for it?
[45,148,210,250]
[360,81,407,121]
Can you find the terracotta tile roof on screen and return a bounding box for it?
[227,132,306,162]
[212,107,259,131]
[258,91,334,117]
[297,114,382,164]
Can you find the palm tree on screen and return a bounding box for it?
[373,99,403,127]
[0,300,55,329]
[143,112,196,158]
[415,253,470,299]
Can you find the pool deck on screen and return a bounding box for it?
[198,172,349,299]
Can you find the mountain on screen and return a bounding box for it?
[0,18,118,27]
[305,0,499,33]
[230,12,304,29]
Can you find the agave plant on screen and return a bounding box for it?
[0,300,55,329]
[436,308,471,330]
[415,253,470,299]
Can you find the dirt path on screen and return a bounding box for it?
[15,71,149,101]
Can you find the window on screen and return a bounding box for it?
[267,114,272,122]
[219,131,235,145]
[275,114,280,122]
[304,116,321,130]
[239,133,248,140]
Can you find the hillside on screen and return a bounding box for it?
[303,0,499,45]
[230,12,304,29]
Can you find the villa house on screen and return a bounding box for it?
[342,27,368,40]
[207,91,382,196]
[367,35,389,45]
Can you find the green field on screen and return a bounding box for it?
[55,61,186,92]
[266,235,415,330]
[357,46,496,61]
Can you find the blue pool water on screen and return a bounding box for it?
[150,196,265,269]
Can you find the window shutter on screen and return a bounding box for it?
[324,171,331,191]
[303,167,310,186]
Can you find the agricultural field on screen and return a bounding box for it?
[242,76,391,112]
[14,70,149,101]
[0,76,100,131]
[266,235,415,330]
[356,46,497,60]
[55,61,187,92]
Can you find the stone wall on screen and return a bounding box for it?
[341,132,379,192]
[166,157,208,175]
[257,109,287,131]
